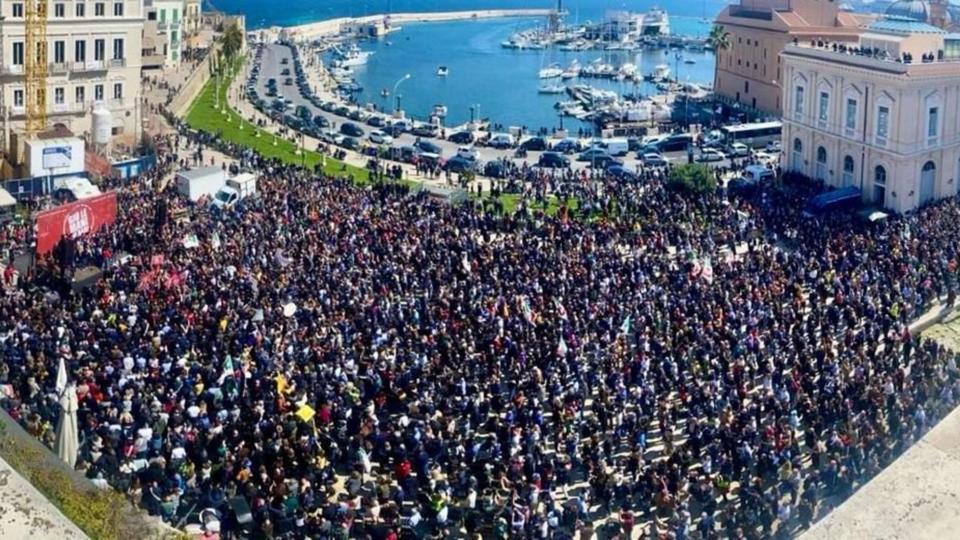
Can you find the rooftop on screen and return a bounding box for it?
[868,15,946,35]
[783,37,960,73]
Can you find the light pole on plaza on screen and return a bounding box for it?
[393,74,411,114]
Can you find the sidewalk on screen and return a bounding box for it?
[0,455,88,540]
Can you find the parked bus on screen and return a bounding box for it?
[721,121,782,149]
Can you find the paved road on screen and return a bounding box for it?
[249,43,736,175]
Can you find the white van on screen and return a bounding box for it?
[741,164,775,185]
[598,138,629,157]
[212,173,258,209]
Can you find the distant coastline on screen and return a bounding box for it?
[276,9,554,40]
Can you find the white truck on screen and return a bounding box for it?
[212,173,258,209]
[176,166,227,203]
[53,176,102,201]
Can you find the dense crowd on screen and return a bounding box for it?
[2,126,960,540]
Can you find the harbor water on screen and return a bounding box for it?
[219,0,725,129]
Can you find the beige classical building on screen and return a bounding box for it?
[714,0,871,115]
[0,0,145,148]
[782,18,960,213]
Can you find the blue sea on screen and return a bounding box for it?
[216,0,729,129]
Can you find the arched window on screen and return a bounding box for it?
[874,165,886,206]
[792,138,803,171]
[815,146,828,181]
[842,156,855,186]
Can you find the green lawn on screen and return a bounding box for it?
[184,65,370,182]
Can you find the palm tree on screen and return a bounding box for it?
[221,22,244,64]
[708,25,731,95]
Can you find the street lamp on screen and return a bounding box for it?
[674,52,682,84]
[393,73,411,113]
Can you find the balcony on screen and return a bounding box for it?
[0,65,24,75]
[72,60,107,73]
[109,58,126,68]
[51,62,70,74]
[51,102,88,114]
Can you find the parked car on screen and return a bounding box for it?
[607,164,638,182]
[444,155,477,173]
[414,140,442,155]
[552,138,581,154]
[412,124,439,138]
[369,130,394,145]
[340,123,364,137]
[538,152,570,169]
[766,140,782,152]
[520,137,548,151]
[652,133,693,153]
[295,105,312,120]
[366,116,386,127]
[348,109,369,122]
[728,142,751,157]
[640,152,667,167]
[341,137,360,150]
[484,160,510,179]
[487,133,516,149]
[456,146,480,161]
[695,148,726,162]
[449,131,475,145]
[577,148,612,163]
[389,119,413,132]
[313,115,330,128]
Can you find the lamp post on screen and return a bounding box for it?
[674,52,682,84]
[393,73,411,114]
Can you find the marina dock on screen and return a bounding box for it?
[281,9,554,40]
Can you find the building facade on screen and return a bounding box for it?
[714,0,870,115]
[0,0,144,147]
[781,18,960,213]
[183,0,200,36]
[151,0,183,66]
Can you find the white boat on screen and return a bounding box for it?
[432,104,448,117]
[334,43,372,67]
[539,63,564,79]
[538,83,567,94]
[562,60,580,79]
[647,63,671,82]
[437,66,448,76]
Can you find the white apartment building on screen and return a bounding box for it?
[150,0,183,65]
[183,0,200,36]
[0,0,144,147]
[782,17,960,213]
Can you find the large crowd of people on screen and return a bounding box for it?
[2,124,960,540]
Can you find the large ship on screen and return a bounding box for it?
[640,7,670,37]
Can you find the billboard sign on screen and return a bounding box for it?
[42,146,73,170]
[35,191,118,255]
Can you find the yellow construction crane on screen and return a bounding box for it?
[25,0,48,136]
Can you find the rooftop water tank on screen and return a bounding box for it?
[92,107,112,145]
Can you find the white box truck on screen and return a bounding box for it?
[212,173,258,209]
[176,167,227,203]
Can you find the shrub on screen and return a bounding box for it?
[668,163,716,194]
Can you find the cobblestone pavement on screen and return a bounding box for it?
[921,309,960,350]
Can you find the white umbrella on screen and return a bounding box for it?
[56,382,79,468]
[55,357,67,397]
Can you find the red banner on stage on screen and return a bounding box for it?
[35,192,118,255]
